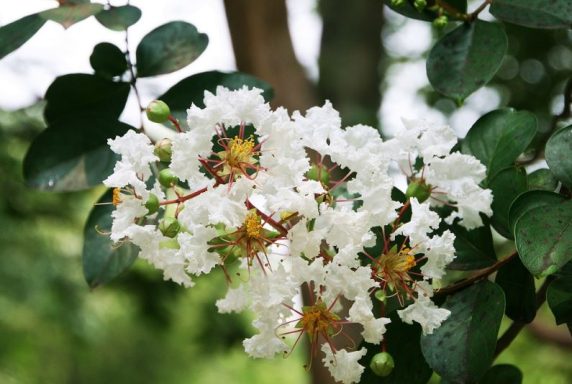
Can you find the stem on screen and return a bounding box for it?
[436,252,518,296]
[494,277,553,358]
[159,187,208,206]
[467,0,492,21]
[125,28,144,130]
[168,115,183,133]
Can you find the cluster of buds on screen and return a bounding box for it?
[103,87,492,383]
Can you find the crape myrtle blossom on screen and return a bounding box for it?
[101,86,494,384]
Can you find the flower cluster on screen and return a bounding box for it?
[103,87,492,384]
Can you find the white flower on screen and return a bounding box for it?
[392,198,440,245]
[295,101,341,153]
[177,228,220,276]
[321,345,367,384]
[244,313,289,358]
[110,196,148,242]
[348,296,391,344]
[216,284,250,314]
[420,230,456,281]
[287,219,324,259]
[324,264,376,302]
[397,282,450,335]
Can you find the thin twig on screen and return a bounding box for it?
[467,0,492,21]
[125,28,145,130]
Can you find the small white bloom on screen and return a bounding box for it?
[216,284,250,313]
[397,282,450,335]
[177,228,220,276]
[420,230,456,281]
[110,196,148,242]
[392,198,440,245]
[321,345,367,384]
[348,296,391,344]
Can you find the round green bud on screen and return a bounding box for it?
[306,165,330,186]
[154,138,173,163]
[158,168,178,188]
[405,180,432,203]
[433,15,448,28]
[374,290,387,303]
[146,100,171,123]
[145,193,160,215]
[159,217,181,238]
[414,0,427,12]
[390,0,406,6]
[370,352,395,377]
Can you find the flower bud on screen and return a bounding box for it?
[370,352,395,377]
[414,0,427,12]
[159,217,181,238]
[390,0,406,6]
[306,165,330,186]
[433,15,448,28]
[146,100,171,123]
[406,179,431,203]
[158,168,178,188]
[145,193,159,215]
[154,138,173,163]
[374,290,387,303]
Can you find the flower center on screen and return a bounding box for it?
[376,246,417,283]
[228,137,255,166]
[245,210,263,239]
[299,300,341,341]
[112,188,122,206]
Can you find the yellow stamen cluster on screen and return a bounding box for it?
[300,301,341,341]
[376,246,417,284]
[245,210,263,239]
[112,188,122,206]
[228,137,255,167]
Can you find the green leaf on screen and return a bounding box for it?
[547,277,572,325]
[445,219,497,271]
[488,167,528,239]
[383,0,468,22]
[420,281,505,384]
[95,5,142,31]
[528,168,559,191]
[0,13,47,60]
[427,20,508,101]
[495,257,536,323]
[546,125,572,188]
[44,74,130,124]
[83,189,139,288]
[40,3,104,29]
[490,0,572,29]
[136,21,208,77]
[515,199,572,277]
[462,108,537,179]
[508,190,565,235]
[159,70,273,126]
[90,42,127,79]
[23,119,131,191]
[360,315,432,384]
[480,364,523,384]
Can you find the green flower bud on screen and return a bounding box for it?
[390,0,406,6]
[433,15,448,28]
[158,168,178,188]
[405,179,432,203]
[159,217,181,238]
[145,193,159,215]
[374,290,387,303]
[306,165,330,186]
[154,138,173,163]
[414,0,427,12]
[370,352,395,377]
[146,100,171,123]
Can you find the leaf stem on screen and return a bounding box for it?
[467,0,492,22]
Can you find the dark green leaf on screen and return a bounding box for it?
[462,108,537,179]
[427,20,508,101]
[44,74,130,124]
[528,168,559,191]
[23,118,132,191]
[95,5,142,31]
[160,70,273,127]
[508,190,565,234]
[488,167,528,239]
[490,0,572,29]
[547,277,572,325]
[90,42,127,79]
[360,315,432,384]
[0,14,47,60]
[40,3,104,29]
[546,125,572,188]
[480,364,523,384]
[495,257,536,323]
[445,219,497,271]
[136,21,208,77]
[383,0,468,22]
[515,199,572,277]
[421,281,505,384]
[83,189,139,288]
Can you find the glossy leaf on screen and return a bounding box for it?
[23,119,131,191]
[383,0,467,22]
[445,219,497,271]
[508,190,565,234]
[44,74,130,124]
[83,189,139,288]
[360,315,432,384]
[0,13,47,60]
[462,108,537,179]
[528,168,559,191]
[421,281,505,384]
[90,42,127,79]
[516,199,572,277]
[490,0,572,29]
[40,3,104,29]
[495,257,536,323]
[95,5,142,31]
[546,125,572,187]
[547,277,572,325]
[427,20,507,101]
[136,21,208,77]
[160,71,273,126]
[480,364,523,384]
[488,167,528,239]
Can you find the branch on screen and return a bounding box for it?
[125,28,144,130]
